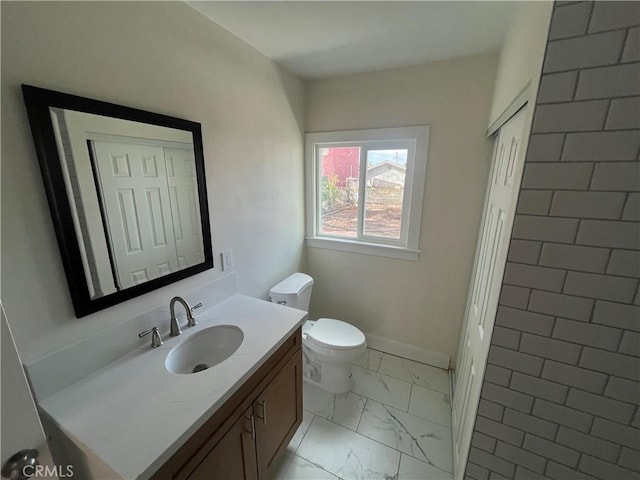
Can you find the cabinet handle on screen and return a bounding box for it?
[244,413,255,440]
[256,400,267,424]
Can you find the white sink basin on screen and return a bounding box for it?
[165,325,244,375]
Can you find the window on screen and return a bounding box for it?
[305,126,429,260]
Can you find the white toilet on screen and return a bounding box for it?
[270,273,366,394]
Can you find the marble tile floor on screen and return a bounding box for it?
[271,348,453,480]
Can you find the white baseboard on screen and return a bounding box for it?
[364,333,450,370]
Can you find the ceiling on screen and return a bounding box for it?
[188,1,520,80]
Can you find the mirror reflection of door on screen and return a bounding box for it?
[47,105,208,302]
[90,140,199,289]
[165,147,205,269]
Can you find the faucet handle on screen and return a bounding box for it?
[188,302,202,327]
[138,326,163,348]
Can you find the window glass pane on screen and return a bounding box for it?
[363,149,408,239]
[318,146,360,237]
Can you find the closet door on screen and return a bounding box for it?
[452,106,528,479]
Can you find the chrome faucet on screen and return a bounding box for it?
[169,296,201,336]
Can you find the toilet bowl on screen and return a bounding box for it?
[269,273,366,394]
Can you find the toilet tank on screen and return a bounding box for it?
[269,273,314,311]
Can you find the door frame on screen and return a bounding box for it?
[1,306,57,477]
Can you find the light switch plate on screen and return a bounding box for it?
[221,250,233,271]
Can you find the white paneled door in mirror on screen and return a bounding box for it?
[23,85,213,317]
[93,142,170,289]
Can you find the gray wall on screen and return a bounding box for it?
[465,2,640,479]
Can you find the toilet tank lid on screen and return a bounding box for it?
[270,273,314,295]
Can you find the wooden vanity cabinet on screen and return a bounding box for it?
[254,348,303,479]
[185,405,258,480]
[151,328,302,480]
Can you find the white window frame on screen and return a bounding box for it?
[305,126,430,261]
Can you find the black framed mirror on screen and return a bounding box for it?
[22,85,213,317]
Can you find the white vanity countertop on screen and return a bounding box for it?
[38,294,306,480]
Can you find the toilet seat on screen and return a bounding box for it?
[306,318,366,350]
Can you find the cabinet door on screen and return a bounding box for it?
[254,349,303,479]
[187,405,258,480]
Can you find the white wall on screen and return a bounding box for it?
[489,1,553,125]
[305,54,498,363]
[1,1,305,364]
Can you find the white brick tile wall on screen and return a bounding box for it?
[546,461,598,480]
[566,388,636,423]
[466,4,639,478]
[588,1,640,32]
[466,461,491,480]
[556,427,621,462]
[590,161,640,191]
[548,2,592,40]
[532,398,594,433]
[498,285,531,309]
[532,101,608,132]
[605,97,640,129]
[510,372,569,403]
[539,243,609,273]
[575,63,640,99]
[541,360,608,393]
[507,240,542,264]
[622,27,640,63]
[543,30,626,72]
[576,219,640,248]
[520,332,582,364]
[513,215,579,243]
[606,249,640,278]
[563,270,638,302]
[522,162,594,189]
[537,71,578,103]
[504,263,566,292]
[591,300,640,331]
[618,447,640,473]
[515,190,552,215]
[622,193,640,221]
[562,131,640,162]
[495,306,555,335]
[528,290,594,321]
[502,409,558,440]
[553,317,622,351]
[526,134,564,162]
[549,191,626,219]
[604,376,639,404]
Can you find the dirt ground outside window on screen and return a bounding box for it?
[321,204,403,239]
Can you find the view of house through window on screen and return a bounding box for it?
[318,146,408,241]
[364,149,407,239]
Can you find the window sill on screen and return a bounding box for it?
[305,236,420,261]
